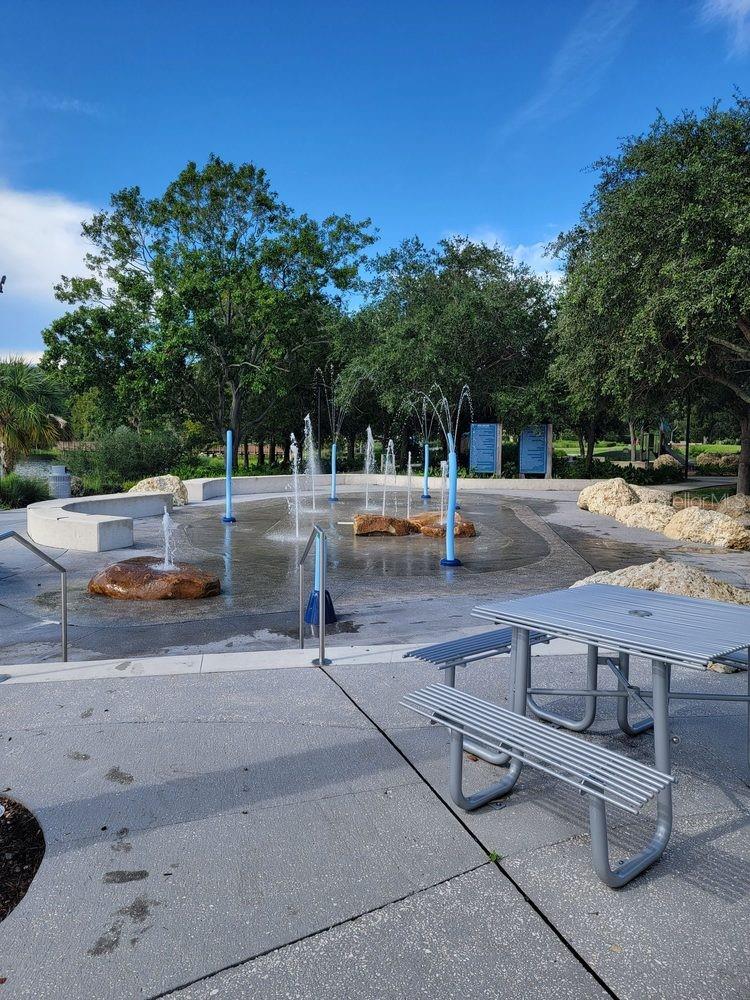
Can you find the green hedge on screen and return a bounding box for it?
[0,474,51,509]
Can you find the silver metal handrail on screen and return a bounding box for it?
[0,530,68,661]
[298,524,331,666]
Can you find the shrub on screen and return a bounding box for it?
[65,427,189,493]
[558,456,679,485]
[0,474,51,509]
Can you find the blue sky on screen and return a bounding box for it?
[1,0,749,355]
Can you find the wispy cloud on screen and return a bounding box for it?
[10,89,100,117]
[0,185,94,306]
[446,227,562,283]
[499,0,637,139]
[701,0,750,54]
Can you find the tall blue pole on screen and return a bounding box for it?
[222,429,236,523]
[313,534,321,593]
[440,444,461,567]
[421,441,431,499]
[329,440,339,501]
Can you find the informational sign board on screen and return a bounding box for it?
[469,423,502,475]
[519,424,550,477]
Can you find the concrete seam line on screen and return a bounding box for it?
[316,664,621,1000]
[149,862,491,1000]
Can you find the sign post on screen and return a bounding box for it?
[469,423,502,476]
[519,423,552,479]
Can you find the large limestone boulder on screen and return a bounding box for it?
[717,494,750,519]
[89,557,220,600]
[662,507,750,549]
[571,557,750,605]
[572,558,750,671]
[577,478,638,516]
[129,474,188,507]
[652,453,681,471]
[695,452,739,471]
[353,514,417,536]
[631,485,673,505]
[613,503,675,532]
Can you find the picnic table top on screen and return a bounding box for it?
[471,583,750,670]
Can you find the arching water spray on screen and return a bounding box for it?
[303,414,320,513]
[364,426,375,509]
[381,439,397,516]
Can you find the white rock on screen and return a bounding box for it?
[630,485,673,505]
[572,558,750,671]
[613,503,675,532]
[717,494,750,519]
[652,453,681,470]
[128,474,188,507]
[662,507,750,549]
[577,478,638,516]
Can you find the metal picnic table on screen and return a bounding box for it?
[471,583,750,883]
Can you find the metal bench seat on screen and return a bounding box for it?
[402,684,675,887]
[404,627,549,673]
[404,627,549,766]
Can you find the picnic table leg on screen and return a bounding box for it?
[616,652,655,736]
[587,659,673,888]
[442,652,513,767]
[448,626,527,810]
[527,643,599,731]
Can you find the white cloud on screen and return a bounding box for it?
[448,228,562,283]
[11,89,100,116]
[0,185,94,306]
[499,0,636,138]
[701,0,750,53]
[0,350,43,363]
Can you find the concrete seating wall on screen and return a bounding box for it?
[27,492,173,553]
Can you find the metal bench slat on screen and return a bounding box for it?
[404,628,549,665]
[404,690,659,807]
[418,684,668,791]
[402,685,673,812]
[416,692,663,796]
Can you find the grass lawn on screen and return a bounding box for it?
[673,485,736,503]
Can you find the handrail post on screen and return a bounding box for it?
[316,533,330,665]
[61,570,68,662]
[298,562,305,650]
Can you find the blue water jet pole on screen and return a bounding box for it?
[329,440,339,501]
[440,438,461,567]
[421,441,431,499]
[222,429,236,523]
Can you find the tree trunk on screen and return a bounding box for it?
[283,437,291,465]
[738,408,750,495]
[585,421,597,472]
[347,429,356,464]
[257,440,265,466]
[577,430,585,458]
[628,421,637,464]
[269,436,277,465]
[243,439,250,471]
[228,385,241,472]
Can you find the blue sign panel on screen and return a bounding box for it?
[519,424,548,475]
[470,423,500,474]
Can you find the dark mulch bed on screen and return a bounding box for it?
[0,796,45,921]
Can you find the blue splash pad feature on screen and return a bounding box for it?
[305,589,338,625]
[440,557,462,567]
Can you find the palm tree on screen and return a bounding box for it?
[0,358,66,475]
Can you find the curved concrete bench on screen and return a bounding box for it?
[27,492,173,553]
[183,473,606,503]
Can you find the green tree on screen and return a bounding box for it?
[0,358,66,475]
[43,156,375,466]
[340,236,556,448]
[553,97,750,491]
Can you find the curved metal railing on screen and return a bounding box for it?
[298,524,330,666]
[0,529,68,662]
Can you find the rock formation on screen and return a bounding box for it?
[577,477,638,516]
[662,507,750,550]
[717,494,750,519]
[652,453,681,470]
[89,557,220,600]
[630,485,673,505]
[613,502,675,532]
[353,514,418,536]
[128,475,188,506]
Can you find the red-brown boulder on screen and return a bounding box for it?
[353,514,418,536]
[88,557,220,600]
